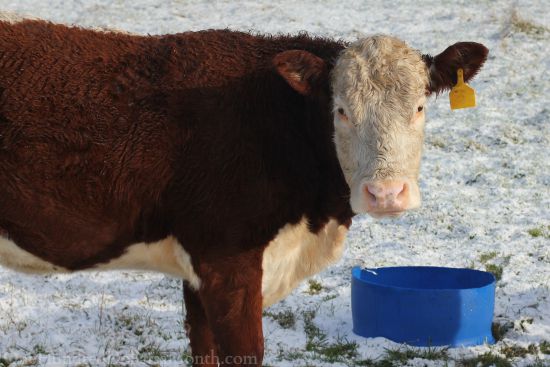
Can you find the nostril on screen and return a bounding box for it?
[365,184,378,204]
[396,183,408,203]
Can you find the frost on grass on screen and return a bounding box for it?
[0,1,549,367]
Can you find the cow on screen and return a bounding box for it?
[0,15,488,366]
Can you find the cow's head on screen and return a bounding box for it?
[274,35,488,218]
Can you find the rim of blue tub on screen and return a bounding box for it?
[352,266,496,291]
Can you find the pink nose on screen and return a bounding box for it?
[365,180,409,213]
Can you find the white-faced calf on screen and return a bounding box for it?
[0,16,487,366]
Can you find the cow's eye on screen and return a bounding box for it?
[337,108,348,121]
[417,106,424,112]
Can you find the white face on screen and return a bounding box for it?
[331,36,429,217]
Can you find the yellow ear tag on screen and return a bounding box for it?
[449,68,476,110]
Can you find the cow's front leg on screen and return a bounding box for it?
[199,254,264,367]
[183,285,219,367]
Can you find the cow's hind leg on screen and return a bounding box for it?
[200,257,264,367]
[183,285,219,367]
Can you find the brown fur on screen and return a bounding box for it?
[0,20,351,366]
[0,19,488,366]
[423,42,489,94]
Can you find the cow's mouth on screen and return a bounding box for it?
[366,210,406,219]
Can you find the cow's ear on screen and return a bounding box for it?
[423,42,489,94]
[273,50,327,95]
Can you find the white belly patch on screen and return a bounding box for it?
[0,234,201,290]
[95,236,201,290]
[0,235,69,273]
[261,217,348,307]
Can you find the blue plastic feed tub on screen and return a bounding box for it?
[351,266,496,347]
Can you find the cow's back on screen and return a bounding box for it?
[0,19,351,273]
[0,20,178,268]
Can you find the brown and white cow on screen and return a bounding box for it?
[0,16,487,366]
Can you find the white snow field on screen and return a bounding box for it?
[0,1,549,366]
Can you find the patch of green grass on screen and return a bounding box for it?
[182,351,193,367]
[105,362,129,367]
[115,314,135,329]
[539,341,550,354]
[276,348,306,362]
[352,346,450,367]
[460,352,512,367]
[0,358,17,367]
[301,310,358,363]
[138,343,171,362]
[354,359,377,366]
[528,228,543,237]
[486,263,504,281]
[528,344,539,355]
[351,359,395,367]
[528,226,550,239]
[32,344,47,355]
[307,279,323,295]
[384,347,422,364]
[480,251,498,263]
[317,338,358,363]
[384,346,449,364]
[303,310,327,351]
[322,294,338,302]
[263,309,296,329]
[114,314,145,336]
[361,359,395,367]
[500,344,538,358]
[276,335,545,367]
[276,311,545,367]
[0,359,39,367]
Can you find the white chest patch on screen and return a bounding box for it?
[261,218,348,307]
[0,234,201,290]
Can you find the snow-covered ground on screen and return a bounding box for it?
[0,1,548,366]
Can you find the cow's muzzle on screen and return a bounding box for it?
[352,178,421,217]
